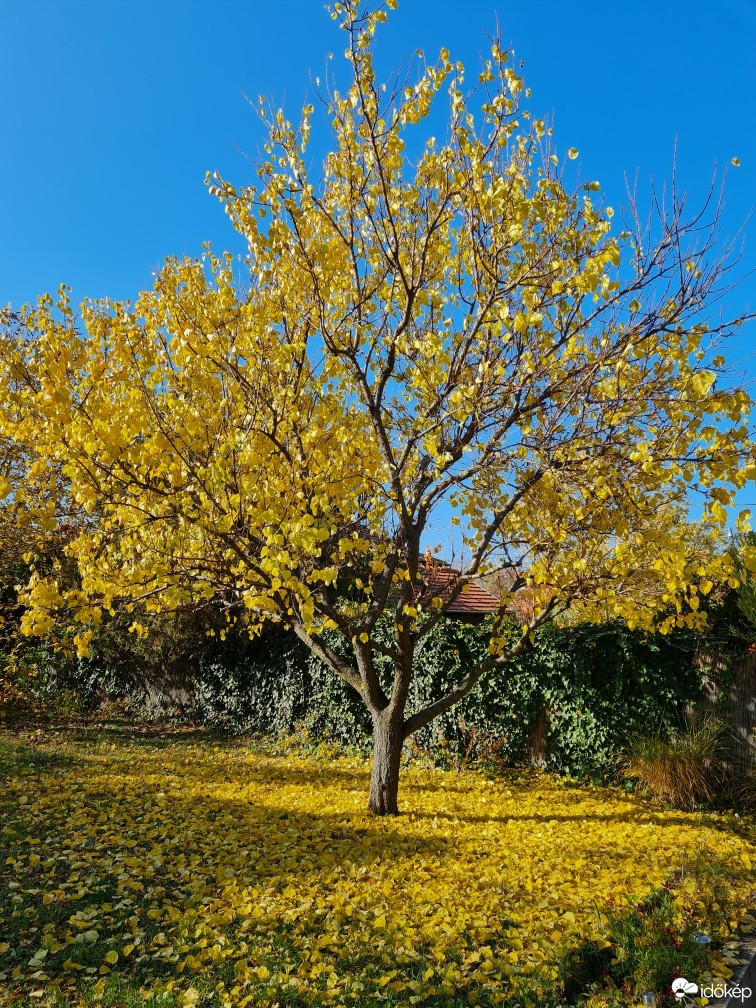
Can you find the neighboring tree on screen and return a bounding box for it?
[1,3,754,812]
[726,532,756,644]
[0,424,86,714]
[0,436,31,678]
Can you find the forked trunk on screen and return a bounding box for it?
[368,712,404,815]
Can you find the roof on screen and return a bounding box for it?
[417,563,500,615]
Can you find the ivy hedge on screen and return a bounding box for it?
[4,600,706,777]
[187,617,702,777]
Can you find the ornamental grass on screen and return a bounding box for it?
[0,732,753,1008]
[622,715,733,811]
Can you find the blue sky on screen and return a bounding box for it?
[1,0,755,524]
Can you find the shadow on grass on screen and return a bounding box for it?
[0,775,455,1004]
[408,807,700,828]
[2,719,212,744]
[0,738,77,779]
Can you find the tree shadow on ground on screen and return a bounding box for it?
[2,720,212,743]
[0,738,78,779]
[408,807,700,828]
[0,766,456,1001]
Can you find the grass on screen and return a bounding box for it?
[0,728,753,1008]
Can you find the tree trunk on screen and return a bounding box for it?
[528,702,550,766]
[368,711,404,815]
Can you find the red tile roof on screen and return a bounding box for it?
[417,565,500,615]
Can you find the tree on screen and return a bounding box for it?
[726,532,756,644]
[1,2,754,813]
[0,409,87,715]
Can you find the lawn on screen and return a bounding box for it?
[0,729,753,1008]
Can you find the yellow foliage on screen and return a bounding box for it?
[0,736,753,1007]
[0,1,752,815]
[0,5,750,651]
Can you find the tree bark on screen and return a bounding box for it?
[367,711,404,815]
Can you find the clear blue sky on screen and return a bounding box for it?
[1,0,755,521]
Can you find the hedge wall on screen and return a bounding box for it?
[6,606,704,777]
[188,617,702,777]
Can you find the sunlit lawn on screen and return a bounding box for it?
[0,729,752,1008]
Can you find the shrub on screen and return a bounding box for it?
[728,767,756,814]
[0,644,80,723]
